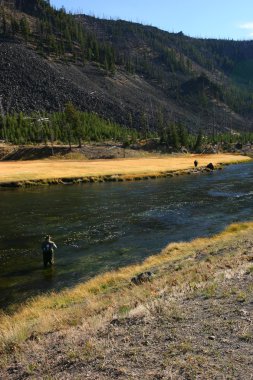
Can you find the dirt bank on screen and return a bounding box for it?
[0,154,251,187]
[0,143,151,161]
[0,222,253,379]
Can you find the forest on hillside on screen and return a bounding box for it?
[1,103,252,153]
[0,0,253,135]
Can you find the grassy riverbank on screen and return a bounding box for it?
[0,153,251,187]
[1,221,253,378]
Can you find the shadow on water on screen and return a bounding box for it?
[1,266,44,278]
[0,161,253,311]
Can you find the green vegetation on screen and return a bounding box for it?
[0,104,139,146]
[94,18,253,115]
[0,0,116,71]
[0,102,252,151]
[1,1,253,137]
[159,122,253,151]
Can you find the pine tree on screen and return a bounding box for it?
[2,10,7,35]
[20,17,30,41]
[64,102,83,147]
[177,124,188,147]
[194,129,203,152]
[11,17,19,35]
[170,124,180,150]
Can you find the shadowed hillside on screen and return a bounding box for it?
[0,0,253,134]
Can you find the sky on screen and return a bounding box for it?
[50,0,253,40]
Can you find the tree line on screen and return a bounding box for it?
[0,102,139,147]
[0,102,252,152]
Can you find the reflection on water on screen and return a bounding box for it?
[0,161,252,309]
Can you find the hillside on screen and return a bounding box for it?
[0,0,253,134]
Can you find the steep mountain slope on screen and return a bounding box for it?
[0,0,253,133]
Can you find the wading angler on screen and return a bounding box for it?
[41,235,57,268]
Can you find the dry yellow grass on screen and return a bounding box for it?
[0,154,250,183]
[0,220,253,355]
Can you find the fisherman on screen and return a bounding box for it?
[194,159,198,168]
[41,235,57,268]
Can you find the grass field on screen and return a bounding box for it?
[0,154,251,184]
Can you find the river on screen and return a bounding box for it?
[0,161,252,310]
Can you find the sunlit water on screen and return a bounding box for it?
[0,162,252,310]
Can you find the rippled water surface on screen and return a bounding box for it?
[0,162,252,309]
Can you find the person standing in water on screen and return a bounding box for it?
[41,235,57,268]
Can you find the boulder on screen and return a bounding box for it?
[131,271,153,285]
[206,162,214,170]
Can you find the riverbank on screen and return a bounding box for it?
[1,221,253,379]
[0,153,251,187]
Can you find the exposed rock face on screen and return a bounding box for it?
[0,1,253,133]
[0,42,129,125]
[0,42,190,130]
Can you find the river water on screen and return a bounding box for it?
[0,162,252,310]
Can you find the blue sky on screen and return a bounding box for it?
[50,0,253,40]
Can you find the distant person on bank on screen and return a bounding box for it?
[41,235,57,268]
[194,160,198,168]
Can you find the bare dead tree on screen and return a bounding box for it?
[6,92,13,115]
[0,95,5,117]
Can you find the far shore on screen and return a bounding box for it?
[0,153,251,187]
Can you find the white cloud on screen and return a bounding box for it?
[239,22,253,30]
[238,22,253,38]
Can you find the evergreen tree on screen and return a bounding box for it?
[11,17,19,35]
[170,124,180,150]
[177,124,188,147]
[2,10,7,35]
[194,129,203,152]
[20,17,30,41]
[64,102,83,147]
